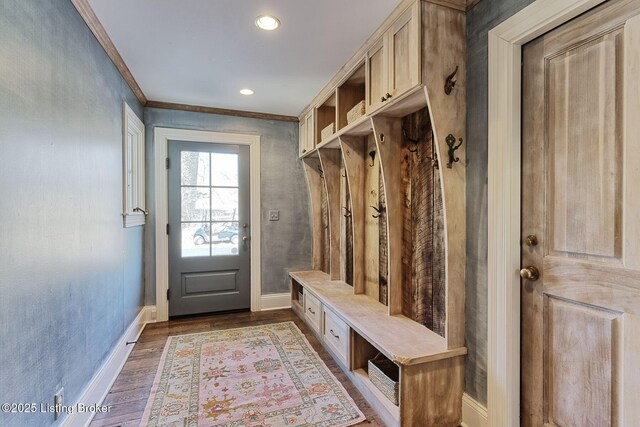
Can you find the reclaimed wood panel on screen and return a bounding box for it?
[319,148,343,280]
[340,135,368,294]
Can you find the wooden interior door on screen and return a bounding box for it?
[521,1,640,426]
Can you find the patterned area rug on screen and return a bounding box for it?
[139,322,366,427]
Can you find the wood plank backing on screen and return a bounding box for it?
[378,169,389,305]
[318,148,343,280]
[365,135,381,301]
[340,136,368,294]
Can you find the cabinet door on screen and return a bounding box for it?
[389,2,420,100]
[299,119,307,157]
[366,36,388,114]
[304,111,315,150]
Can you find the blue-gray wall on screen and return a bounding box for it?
[143,108,311,303]
[0,1,145,426]
[465,0,535,405]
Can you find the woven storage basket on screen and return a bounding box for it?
[321,122,335,142]
[298,290,304,304]
[347,101,366,125]
[368,353,399,405]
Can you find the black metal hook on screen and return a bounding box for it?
[368,150,376,168]
[445,134,463,168]
[403,128,420,153]
[370,205,385,219]
[342,207,352,218]
[444,66,459,95]
[317,164,324,179]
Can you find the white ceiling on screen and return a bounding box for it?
[88,0,404,117]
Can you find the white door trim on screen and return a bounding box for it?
[487,0,606,425]
[153,127,262,322]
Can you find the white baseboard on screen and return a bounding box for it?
[61,305,156,427]
[461,393,488,427]
[260,293,291,311]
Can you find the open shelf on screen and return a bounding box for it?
[316,91,337,145]
[338,62,366,131]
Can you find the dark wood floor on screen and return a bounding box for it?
[90,309,384,427]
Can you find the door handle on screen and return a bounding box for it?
[520,266,540,281]
[243,236,251,242]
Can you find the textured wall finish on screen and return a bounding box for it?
[143,108,312,303]
[465,0,536,405]
[0,0,145,426]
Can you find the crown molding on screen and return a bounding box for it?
[146,101,299,123]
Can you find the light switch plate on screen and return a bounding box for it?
[268,210,279,221]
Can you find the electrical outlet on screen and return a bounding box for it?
[54,388,64,421]
[268,210,279,221]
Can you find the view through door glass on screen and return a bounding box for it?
[168,140,251,317]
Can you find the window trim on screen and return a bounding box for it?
[122,101,146,228]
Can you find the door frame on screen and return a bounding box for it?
[487,0,607,425]
[153,127,261,322]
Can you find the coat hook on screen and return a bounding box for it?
[444,66,459,95]
[317,164,324,179]
[342,207,352,218]
[370,205,385,219]
[368,150,376,168]
[445,134,463,168]
[403,128,420,153]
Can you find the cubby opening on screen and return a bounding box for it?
[341,132,388,305]
[316,92,337,144]
[303,157,331,274]
[340,156,354,286]
[338,62,366,131]
[398,107,446,336]
[291,279,304,313]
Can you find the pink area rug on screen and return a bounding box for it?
[139,322,366,426]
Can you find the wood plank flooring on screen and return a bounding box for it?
[90,309,384,427]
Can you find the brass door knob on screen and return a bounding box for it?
[525,235,538,246]
[520,266,540,281]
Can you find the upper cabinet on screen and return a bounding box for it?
[388,2,421,100]
[297,0,427,159]
[366,37,388,114]
[299,110,315,156]
[367,2,421,115]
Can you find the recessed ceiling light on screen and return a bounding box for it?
[240,88,254,96]
[255,15,280,31]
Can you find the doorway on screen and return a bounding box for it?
[154,128,261,322]
[520,0,640,425]
[167,140,251,316]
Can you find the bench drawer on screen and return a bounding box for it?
[323,306,349,366]
[304,292,322,333]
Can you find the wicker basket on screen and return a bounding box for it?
[321,122,335,142]
[347,101,366,125]
[368,353,399,405]
[298,290,304,304]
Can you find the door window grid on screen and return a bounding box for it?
[180,151,240,258]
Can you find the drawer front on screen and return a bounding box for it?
[304,292,322,333]
[323,307,349,365]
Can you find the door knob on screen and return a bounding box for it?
[520,266,540,281]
